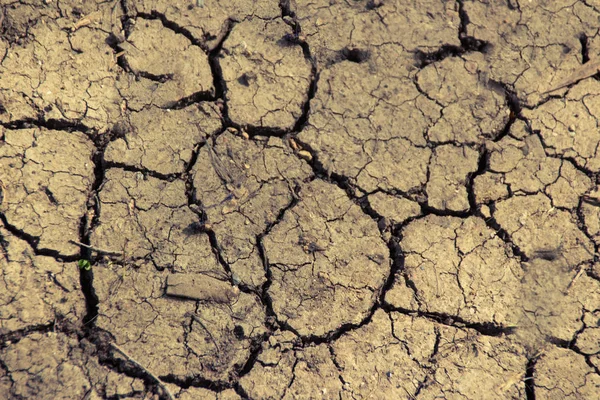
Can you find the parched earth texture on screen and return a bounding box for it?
[1,1,600,399]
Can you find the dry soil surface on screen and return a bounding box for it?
[1,1,600,399]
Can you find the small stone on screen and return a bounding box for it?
[297,150,313,161]
[289,138,300,151]
[165,274,239,303]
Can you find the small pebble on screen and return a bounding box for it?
[289,138,300,151]
[298,150,312,161]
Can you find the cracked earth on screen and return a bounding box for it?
[1,0,600,399]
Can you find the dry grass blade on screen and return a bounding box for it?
[543,59,600,94]
[565,264,585,294]
[69,239,122,257]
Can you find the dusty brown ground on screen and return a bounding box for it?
[1,0,600,399]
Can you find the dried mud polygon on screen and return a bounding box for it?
[2,1,600,399]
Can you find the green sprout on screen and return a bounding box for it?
[77,259,92,271]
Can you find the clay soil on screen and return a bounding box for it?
[1,1,600,399]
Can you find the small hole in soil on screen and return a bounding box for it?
[237,72,257,87]
[278,32,304,47]
[366,0,384,10]
[341,47,370,63]
[110,121,129,141]
[233,325,245,339]
[72,7,83,18]
[579,34,590,63]
[44,187,58,205]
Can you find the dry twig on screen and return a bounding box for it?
[110,343,175,400]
